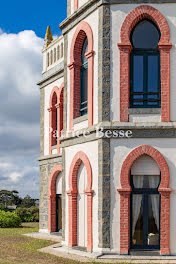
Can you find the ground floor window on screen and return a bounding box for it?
[130,174,160,250]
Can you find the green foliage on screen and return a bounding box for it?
[0,190,22,208]
[16,206,39,222]
[19,195,35,208]
[0,210,22,228]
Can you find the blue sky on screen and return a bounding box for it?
[0,0,67,38]
[0,1,68,198]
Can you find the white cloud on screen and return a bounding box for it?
[0,29,43,197]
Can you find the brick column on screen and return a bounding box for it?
[118,43,132,122]
[158,44,172,122]
[159,188,172,255]
[67,190,78,247]
[85,190,94,252]
[117,188,131,254]
[86,51,94,126]
[68,62,81,131]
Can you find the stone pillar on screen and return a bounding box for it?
[98,138,111,249]
[98,5,111,122]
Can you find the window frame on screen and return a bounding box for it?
[130,19,161,109]
[130,50,161,108]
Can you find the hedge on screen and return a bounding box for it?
[0,210,22,228]
[16,206,39,222]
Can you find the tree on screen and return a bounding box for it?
[19,195,35,208]
[0,190,22,208]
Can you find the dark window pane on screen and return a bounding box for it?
[131,20,160,49]
[148,55,159,92]
[147,195,160,246]
[133,175,160,189]
[133,55,143,92]
[81,37,88,65]
[132,195,144,245]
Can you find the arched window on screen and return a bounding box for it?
[130,19,161,108]
[80,37,88,116]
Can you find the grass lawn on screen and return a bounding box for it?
[0,222,87,264]
[0,223,131,264]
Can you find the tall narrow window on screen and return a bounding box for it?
[80,37,88,116]
[130,19,161,108]
[51,92,57,146]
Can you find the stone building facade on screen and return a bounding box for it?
[38,0,176,256]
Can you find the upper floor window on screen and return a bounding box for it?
[130,19,161,108]
[80,37,88,116]
[51,92,57,146]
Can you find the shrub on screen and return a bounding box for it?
[16,206,39,222]
[0,210,22,228]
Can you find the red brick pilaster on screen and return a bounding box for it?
[118,5,172,122]
[118,145,171,255]
[67,151,93,251]
[118,44,132,122]
[158,44,172,122]
[67,190,78,246]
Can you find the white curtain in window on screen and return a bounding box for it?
[149,176,160,230]
[132,175,144,236]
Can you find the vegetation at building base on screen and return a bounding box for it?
[0,210,22,228]
[0,190,39,227]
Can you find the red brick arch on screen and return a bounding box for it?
[118,145,171,255]
[67,151,94,251]
[48,83,64,154]
[48,165,62,232]
[68,21,94,130]
[118,5,172,122]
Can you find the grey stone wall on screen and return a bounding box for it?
[39,156,62,231]
[98,4,111,122]
[98,138,111,248]
[40,88,44,156]
[98,4,111,249]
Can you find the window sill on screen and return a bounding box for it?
[51,144,57,150]
[73,114,88,125]
[129,108,161,115]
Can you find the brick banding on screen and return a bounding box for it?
[117,145,171,255]
[67,151,93,251]
[118,5,172,122]
[68,21,94,130]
